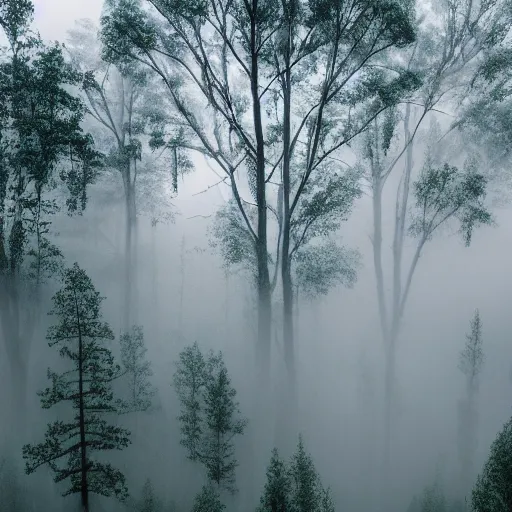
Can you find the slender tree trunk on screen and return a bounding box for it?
[179,235,185,338]
[123,163,137,331]
[280,37,297,452]
[250,12,272,387]
[75,294,89,512]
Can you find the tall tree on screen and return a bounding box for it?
[173,342,247,494]
[0,0,100,449]
[22,263,131,512]
[119,324,157,414]
[457,309,484,495]
[66,19,182,328]
[358,0,507,468]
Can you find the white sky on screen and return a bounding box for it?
[34,0,104,42]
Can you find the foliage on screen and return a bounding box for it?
[134,479,162,512]
[472,415,512,512]
[258,437,334,512]
[173,342,247,493]
[119,325,157,413]
[459,310,484,391]
[418,480,446,512]
[295,241,360,298]
[257,448,291,512]
[409,164,492,246]
[22,263,130,503]
[0,2,100,277]
[191,485,225,512]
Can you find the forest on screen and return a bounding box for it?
[1,0,512,510]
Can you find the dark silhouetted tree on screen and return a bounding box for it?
[22,263,130,512]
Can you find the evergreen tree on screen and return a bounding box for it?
[419,480,446,512]
[472,416,512,512]
[22,263,131,512]
[257,448,291,512]
[202,353,247,492]
[319,487,335,512]
[457,309,484,494]
[119,325,156,413]
[173,343,247,493]
[289,436,321,512]
[135,479,162,512]
[191,485,225,512]
[173,342,206,462]
[257,437,334,512]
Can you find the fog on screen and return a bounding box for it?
[1,1,512,511]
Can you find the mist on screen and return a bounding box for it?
[1,0,512,511]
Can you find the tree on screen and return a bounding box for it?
[257,448,291,512]
[358,0,508,473]
[457,310,484,495]
[99,0,418,433]
[257,436,334,512]
[66,18,181,328]
[472,416,512,512]
[0,0,100,449]
[134,479,162,512]
[173,342,247,493]
[192,485,226,512]
[119,325,157,414]
[419,480,446,512]
[22,263,131,512]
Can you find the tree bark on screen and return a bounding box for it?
[280,24,298,453]
[75,291,89,512]
[123,160,137,331]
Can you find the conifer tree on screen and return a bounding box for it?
[472,416,512,512]
[191,485,225,512]
[173,343,247,493]
[135,479,162,512]
[22,263,131,512]
[257,448,291,512]
[119,325,156,413]
[457,310,484,494]
[289,436,321,512]
[257,437,334,512]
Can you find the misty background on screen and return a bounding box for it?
[1,0,512,511]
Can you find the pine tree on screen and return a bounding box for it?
[173,342,206,461]
[457,309,484,494]
[119,325,156,413]
[319,487,335,512]
[257,448,291,512]
[191,485,225,512]
[289,436,321,512]
[135,479,162,512]
[173,343,247,493]
[22,263,131,512]
[472,416,512,512]
[202,352,247,492]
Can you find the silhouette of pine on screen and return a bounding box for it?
[22,263,130,512]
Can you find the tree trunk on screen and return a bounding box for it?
[279,42,298,453]
[123,165,137,331]
[76,295,89,512]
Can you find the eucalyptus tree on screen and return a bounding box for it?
[457,309,484,495]
[0,0,100,444]
[357,0,506,469]
[100,0,418,400]
[66,19,184,328]
[22,264,131,512]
